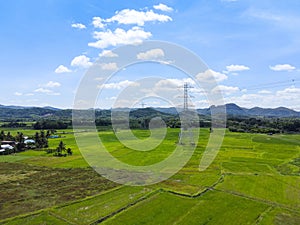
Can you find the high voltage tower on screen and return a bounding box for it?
[181,82,194,111]
[140,102,146,108]
[178,82,196,145]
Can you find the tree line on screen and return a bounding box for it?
[227,117,300,133]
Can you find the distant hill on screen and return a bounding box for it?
[246,106,300,117]
[195,103,300,118]
[129,108,172,118]
[0,103,299,120]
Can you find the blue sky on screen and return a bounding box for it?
[1,0,300,110]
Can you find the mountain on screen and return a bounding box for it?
[196,103,300,118]
[0,103,299,120]
[129,108,172,118]
[210,103,248,116]
[154,107,179,115]
[0,105,29,110]
[43,106,61,111]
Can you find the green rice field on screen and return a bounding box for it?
[0,128,299,224]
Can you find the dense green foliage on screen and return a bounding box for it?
[33,120,69,130]
[228,117,300,133]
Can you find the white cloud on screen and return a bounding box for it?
[258,90,272,94]
[106,9,172,26]
[153,3,173,12]
[14,92,22,96]
[98,80,139,89]
[269,64,296,71]
[71,55,93,68]
[224,86,300,110]
[92,17,105,29]
[34,87,60,96]
[100,62,118,71]
[71,23,86,29]
[47,92,61,96]
[212,85,239,95]
[137,48,165,60]
[88,27,152,49]
[55,65,72,73]
[34,88,52,93]
[226,64,250,72]
[277,86,300,96]
[45,81,61,88]
[155,78,195,89]
[25,93,34,96]
[196,69,228,83]
[99,50,118,58]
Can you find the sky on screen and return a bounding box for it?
[1,0,300,110]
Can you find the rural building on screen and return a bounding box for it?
[1,141,16,146]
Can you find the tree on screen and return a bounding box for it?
[34,131,48,148]
[15,132,25,152]
[40,130,48,148]
[67,148,72,155]
[53,141,72,157]
[0,131,5,141]
[34,132,41,148]
[54,141,66,157]
[6,132,14,141]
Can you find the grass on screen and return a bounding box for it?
[216,174,300,209]
[103,190,269,225]
[52,186,154,224]
[259,208,300,225]
[103,191,197,225]
[0,128,299,224]
[0,162,118,220]
[3,212,69,225]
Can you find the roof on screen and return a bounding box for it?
[1,141,16,144]
[1,144,13,150]
[24,139,35,144]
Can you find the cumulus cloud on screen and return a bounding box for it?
[196,69,228,83]
[34,88,52,93]
[99,50,118,58]
[212,85,239,95]
[106,9,172,26]
[98,80,139,89]
[71,55,93,68]
[45,81,61,88]
[92,17,105,29]
[137,48,165,60]
[153,3,173,12]
[224,86,300,110]
[100,62,118,70]
[155,78,195,89]
[71,23,86,29]
[277,86,300,96]
[269,64,296,71]
[226,64,250,72]
[55,65,72,73]
[14,92,23,96]
[258,90,272,94]
[47,92,61,96]
[88,27,152,49]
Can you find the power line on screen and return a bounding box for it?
[240,78,298,91]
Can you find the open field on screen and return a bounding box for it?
[0,128,299,224]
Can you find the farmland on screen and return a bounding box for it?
[0,128,299,224]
